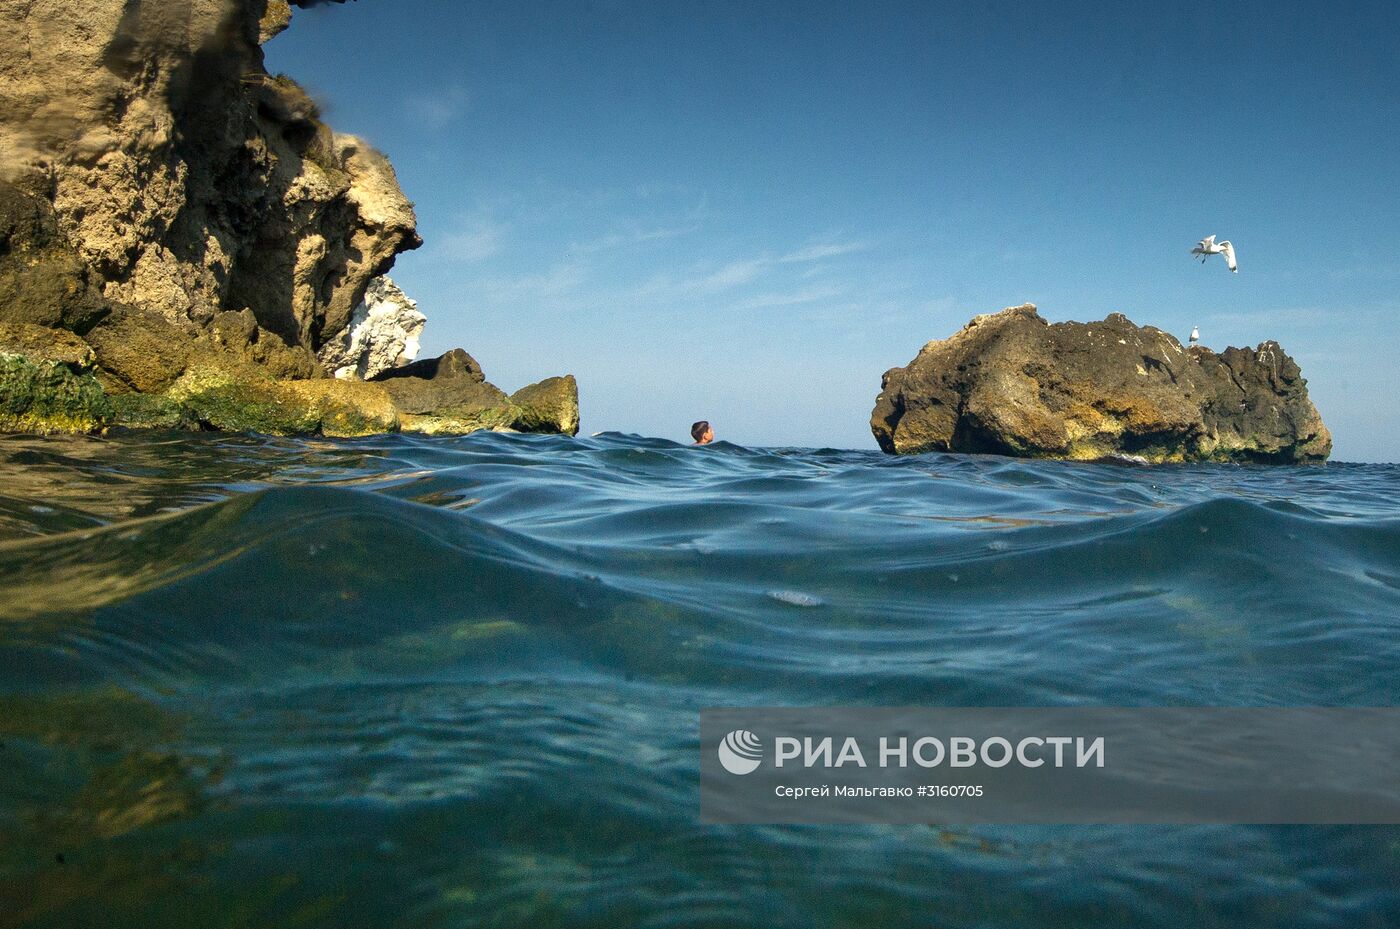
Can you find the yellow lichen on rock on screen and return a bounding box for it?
[164,358,398,437]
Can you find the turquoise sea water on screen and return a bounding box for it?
[1,431,1398,927]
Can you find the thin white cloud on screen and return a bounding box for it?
[778,241,868,263]
[568,223,700,255]
[475,262,588,303]
[435,220,877,327]
[435,215,503,263]
[677,241,868,294]
[697,258,769,291]
[406,84,469,131]
[732,283,846,311]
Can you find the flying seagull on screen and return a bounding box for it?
[1191,235,1237,272]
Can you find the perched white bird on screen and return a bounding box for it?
[1191,235,1238,272]
[1189,326,1200,345]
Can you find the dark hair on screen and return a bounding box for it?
[690,420,710,441]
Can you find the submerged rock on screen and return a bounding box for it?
[871,304,1331,463]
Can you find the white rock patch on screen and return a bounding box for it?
[318,276,427,379]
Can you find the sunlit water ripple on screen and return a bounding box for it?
[1,430,1398,927]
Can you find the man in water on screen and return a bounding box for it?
[691,420,714,445]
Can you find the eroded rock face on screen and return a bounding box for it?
[0,181,111,334]
[319,276,426,379]
[1,0,419,354]
[871,304,1331,463]
[0,0,581,438]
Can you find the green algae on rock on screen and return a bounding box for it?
[511,375,581,436]
[0,338,581,439]
[105,392,196,432]
[163,361,399,437]
[0,323,110,434]
[0,353,111,435]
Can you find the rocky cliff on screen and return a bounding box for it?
[871,304,1331,463]
[0,0,578,437]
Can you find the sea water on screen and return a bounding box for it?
[1,430,1398,927]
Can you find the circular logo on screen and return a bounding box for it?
[718,729,763,775]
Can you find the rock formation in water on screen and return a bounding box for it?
[871,304,1331,463]
[370,349,580,436]
[318,276,425,380]
[0,0,578,437]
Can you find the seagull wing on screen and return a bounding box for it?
[1219,240,1237,272]
[1191,235,1217,257]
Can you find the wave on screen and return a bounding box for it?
[2,431,1400,925]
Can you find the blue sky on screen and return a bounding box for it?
[267,1,1400,460]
